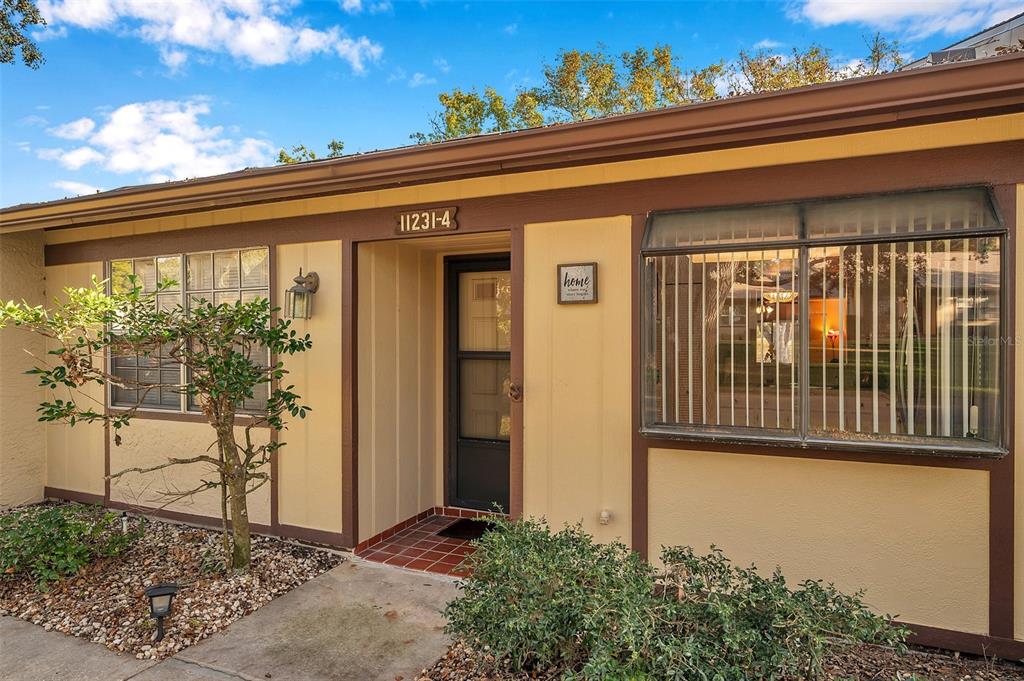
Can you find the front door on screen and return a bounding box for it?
[446,255,512,511]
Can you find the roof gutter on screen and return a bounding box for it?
[3,52,1023,233]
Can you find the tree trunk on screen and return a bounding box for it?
[215,419,251,571]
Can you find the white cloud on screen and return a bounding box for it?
[340,0,392,14]
[792,0,1024,39]
[19,114,49,127]
[16,141,32,153]
[48,117,96,140]
[503,22,518,35]
[387,66,407,82]
[408,72,436,88]
[37,145,105,170]
[754,38,783,49]
[37,0,383,71]
[53,180,102,196]
[159,45,188,73]
[433,57,450,73]
[38,98,274,183]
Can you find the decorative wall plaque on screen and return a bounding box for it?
[557,262,598,304]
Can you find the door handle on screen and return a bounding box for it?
[508,382,523,402]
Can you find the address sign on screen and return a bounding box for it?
[395,206,458,235]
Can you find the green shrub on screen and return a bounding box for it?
[0,503,139,587]
[445,516,907,680]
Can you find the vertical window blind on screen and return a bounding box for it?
[642,188,1003,451]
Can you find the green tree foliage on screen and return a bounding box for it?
[414,35,904,143]
[277,138,345,164]
[0,278,312,571]
[1,0,46,68]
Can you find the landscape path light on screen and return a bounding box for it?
[144,583,179,642]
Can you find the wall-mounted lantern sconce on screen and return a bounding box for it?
[285,269,319,319]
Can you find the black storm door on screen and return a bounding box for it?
[446,255,512,511]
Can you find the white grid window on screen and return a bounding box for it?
[642,188,1004,453]
[108,248,270,413]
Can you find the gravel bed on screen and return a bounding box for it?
[417,641,1024,680]
[0,505,343,660]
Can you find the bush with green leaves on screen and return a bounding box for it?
[0,503,139,587]
[446,516,907,680]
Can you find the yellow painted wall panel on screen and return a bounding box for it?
[648,448,989,635]
[275,241,344,534]
[109,420,271,526]
[42,262,105,497]
[522,216,632,544]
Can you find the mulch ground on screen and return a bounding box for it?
[0,507,343,660]
[417,641,1024,680]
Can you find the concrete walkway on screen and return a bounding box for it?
[1,559,459,681]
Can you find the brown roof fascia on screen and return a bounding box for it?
[3,52,1023,232]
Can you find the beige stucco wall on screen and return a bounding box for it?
[522,216,632,544]
[275,241,344,534]
[109,419,271,526]
[0,230,46,507]
[648,448,989,634]
[42,262,106,498]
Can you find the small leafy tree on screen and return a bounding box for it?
[0,277,312,570]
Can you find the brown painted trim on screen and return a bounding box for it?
[7,53,1023,231]
[269,428,280,532]
[103,421,111,503]
[908,623,1024,661]
[277,523,347,548]
[46,142,1024,268]
[510,224,525,518]
[989,183,1017,639]
[44,487,105,505]
[631,214,649,559]
[340,238,358,548]
[642,437,1001,470]
[106,499,273,535]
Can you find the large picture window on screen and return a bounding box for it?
[641,188,1004,453]
[108,248,271,413]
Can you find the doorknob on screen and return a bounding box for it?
[508,382,523,402]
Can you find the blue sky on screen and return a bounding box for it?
[2,0,1021,207]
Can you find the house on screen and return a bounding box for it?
[904,10,1023,68]
[1,51,1023,657]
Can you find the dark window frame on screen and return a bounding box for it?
[639,185,1009,458]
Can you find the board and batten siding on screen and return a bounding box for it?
[275,241,344,536]
[522,216,632,544]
